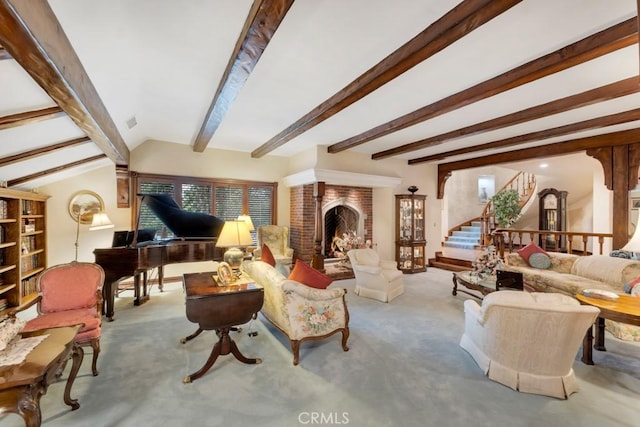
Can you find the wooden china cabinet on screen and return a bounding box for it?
[395,193,427,273]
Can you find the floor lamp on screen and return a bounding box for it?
[74,210,114,261]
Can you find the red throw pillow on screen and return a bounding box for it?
[517,242,548,262]
[260,244,276,267]
[288,260,333,289]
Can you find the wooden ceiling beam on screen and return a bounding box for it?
[251,0,523,158]
[0,0,129,165]
[7,154,107,187]
[410,107,640,164]
[330,17,639,154]
[0,136,90,167]
[0,44,10,60]
[373,77,640,160]
[0,106,65,131]
[193,0,295,153]
[438,128,640,173]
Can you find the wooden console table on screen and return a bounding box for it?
[182,272,264,383]
[0,325,84,427]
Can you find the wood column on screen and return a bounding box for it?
[311,182,325,272]
[116,165,130,208]
[587,142,640,249]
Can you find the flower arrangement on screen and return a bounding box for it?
[330,230,371,258]
[472,245,503,278]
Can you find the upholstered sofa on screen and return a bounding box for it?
[503,251,640,341]
[242,260,350,365]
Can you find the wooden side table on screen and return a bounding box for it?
[181,272,264,383]
[0,325,84,427]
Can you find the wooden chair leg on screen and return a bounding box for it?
[90,339,100,376]
[291,340,300,366]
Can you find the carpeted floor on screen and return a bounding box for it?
[3,267,639,427]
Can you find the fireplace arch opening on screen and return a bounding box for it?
[323,199,364,258]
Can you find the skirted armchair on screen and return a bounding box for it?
[253,225,294,274]
[459,291,600,399]
[347,248,404,302]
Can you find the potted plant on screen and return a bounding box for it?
[491,189,522,228]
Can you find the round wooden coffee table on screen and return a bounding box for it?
[575,293,640,365]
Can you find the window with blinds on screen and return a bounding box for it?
[132,173,276,242]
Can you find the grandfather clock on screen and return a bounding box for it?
[538,188,568,251]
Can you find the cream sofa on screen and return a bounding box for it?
[504,252,640,341]
[460,291,600,399]
[242,260,350,365]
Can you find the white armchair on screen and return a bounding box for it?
[460,291,600,399]
[347,248,404,302]
[254,225,294,274]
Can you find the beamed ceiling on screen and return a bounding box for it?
[0,0,639,190]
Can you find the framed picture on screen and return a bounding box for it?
[68,190,105,224]
[217,262,233,285]
[478,175,495,204]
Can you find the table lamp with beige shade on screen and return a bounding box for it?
[216,220,253,272]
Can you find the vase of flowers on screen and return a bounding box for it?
[472,245,503,279]
[331,230,371,267]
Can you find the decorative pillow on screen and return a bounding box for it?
[0,318,26,351]
[288,260,333,289]
[528,252,551,269]
[260,244,276,267]
[624,275,640,294]
[517,242,548,263]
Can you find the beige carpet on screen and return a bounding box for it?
[2,267,639,427]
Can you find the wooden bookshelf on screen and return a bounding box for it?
[0,188,49,317]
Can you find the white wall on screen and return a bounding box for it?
[40,165,124,265]
[40,140,443,275]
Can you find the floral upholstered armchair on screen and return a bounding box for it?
[253,225,294,273]
[242,260,349,365]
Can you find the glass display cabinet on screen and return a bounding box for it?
[395,193,427,273]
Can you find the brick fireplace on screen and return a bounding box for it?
[290,184,372,263]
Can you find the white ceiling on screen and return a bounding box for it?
[0,0,638,189]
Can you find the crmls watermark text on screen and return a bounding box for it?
[298,412,350,424]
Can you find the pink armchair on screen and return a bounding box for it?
[9,261,105,376]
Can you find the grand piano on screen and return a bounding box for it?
[94,194,225,321]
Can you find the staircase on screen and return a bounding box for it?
[444,221,482,250]
[432,171,537,271]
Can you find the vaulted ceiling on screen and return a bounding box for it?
[0,0,638,190]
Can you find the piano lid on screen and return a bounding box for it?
[140,193,225,239]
